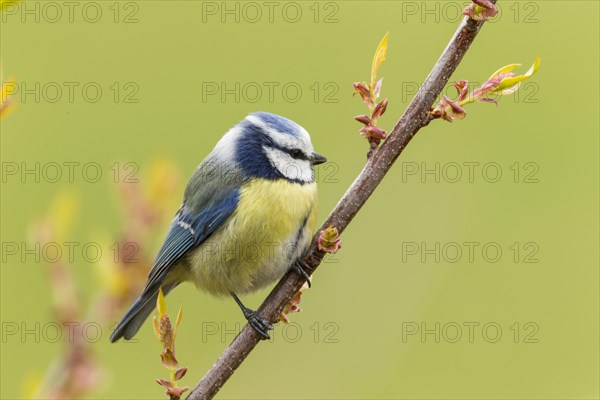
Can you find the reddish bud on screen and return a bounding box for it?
[372,78,384,99]
[160,348,178,369]
[359,124,387,140]
[280,278,310,323]
[159,315,174,351]
[454,80,469,102]
[174,367,187,380]
[317,226,342,254]
[372,98,389,119]
[463,0,498,21]
[354,115,372,125]
[156,379,173,388]
[431,95,467,122]
[166,386,189,399]
[353,82,375,108]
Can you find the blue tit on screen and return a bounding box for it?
[110,112,326,342]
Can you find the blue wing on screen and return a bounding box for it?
[110,158,245,342]
[110,184,241,342]
[142,187,241,295]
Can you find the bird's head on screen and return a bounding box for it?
[213,112,327,184]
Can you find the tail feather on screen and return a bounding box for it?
[110,284,176,342]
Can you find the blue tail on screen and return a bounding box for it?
[110,283,177,342]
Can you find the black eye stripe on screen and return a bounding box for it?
[266,141,308,161]
[289,148,308,160]
[252,124,308,161]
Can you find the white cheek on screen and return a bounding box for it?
[263,147,313,183]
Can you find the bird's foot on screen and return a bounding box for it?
[242,308,272,340]
[293,259,312,288]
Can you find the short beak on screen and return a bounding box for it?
[310,152,327,166]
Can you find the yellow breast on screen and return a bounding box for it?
[188,178,318,296]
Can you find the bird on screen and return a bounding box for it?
[110,112,326,342]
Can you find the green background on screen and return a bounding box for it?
[1,1,598,399]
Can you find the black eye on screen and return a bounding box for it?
[290,149,304,159]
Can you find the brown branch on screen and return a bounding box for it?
[187,7,496,400]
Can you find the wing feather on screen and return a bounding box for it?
[141,186,240,295]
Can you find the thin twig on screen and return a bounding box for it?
[187,7,495,400]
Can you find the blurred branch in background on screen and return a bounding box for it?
[187,1,510,399]
[27,192,103,400]
[25,160,181,399]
